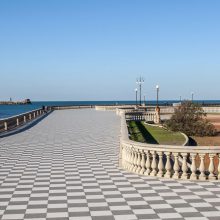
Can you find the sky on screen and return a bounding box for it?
[0,0,220,101]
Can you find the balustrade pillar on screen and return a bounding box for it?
[181,153,188,180]
[158,152,164,177]
[16,118,19,126]
[199,154,207,180]
[130,151,135,171]
[190,153,197,180]
[150,151,158,176]
[173,153,180,179]
[4,122,7,131]
[218,154,220,180]
[24,116,26,123]
[140,150,146,174]
[144,151,151,175]
[164,152,172,178]
[208,154,216,180]
[121,146,125,168]
[136,151,142,173]
[128,149,133,170]
[33,112,36,118]
[29,114,32,120]
[132,151,138,172]
[124,147,129,169]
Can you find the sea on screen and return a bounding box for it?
[1,100,220,119]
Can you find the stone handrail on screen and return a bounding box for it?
[0,108,50,133]
[120,112,220,181]
[53,105,94,110]
[96,105,136,111]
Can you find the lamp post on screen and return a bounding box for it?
[136,77,144,106]
[135,88,138,107]
[156,85,159,107]
[155,85,160,124]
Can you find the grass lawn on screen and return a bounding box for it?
[128,121,186,145]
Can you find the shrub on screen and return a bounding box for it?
[165,101,217,137]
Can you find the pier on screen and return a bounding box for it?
[1,109,220,219]
[0,99,31,105]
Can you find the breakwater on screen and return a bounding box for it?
[0,99,31,105]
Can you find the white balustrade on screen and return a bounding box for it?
[199,154,206,180]
[121,144,220,181]
[157,151,164,177]
[144,151,151,176]
[4,122,7,131]
[173,153,180,179]
[181,153,188,179]
[208,154,216,180]
[164,152,172,178]
[190,153,197,180]
[140,150,146,174]
[150,151,158,176]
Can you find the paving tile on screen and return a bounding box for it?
[1,109,220,220]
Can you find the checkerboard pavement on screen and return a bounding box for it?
[1,109,220,220]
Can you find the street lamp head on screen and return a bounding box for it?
[135,88,138,92]
[156,85,159,89]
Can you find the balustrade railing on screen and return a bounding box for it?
[0,108,50,134]
[120,112,220,181]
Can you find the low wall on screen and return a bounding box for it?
[0,108,48,133]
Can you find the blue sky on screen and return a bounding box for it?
[0,0,220,101]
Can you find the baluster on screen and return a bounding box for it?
[128,149,133,170]
[125,147,129,169]
[208,154,216,180]
[144,151,151,175]
[132,151,138,172]
[181,153,188,179]
[173,153,180,179]
[150,151,158,176]
[16,118,19,126]
[4,122,8,131]
[218,154,220,180]
[164,152,172,178]
[129,150,134,171]
[158,151,164,177]
[136,151,142,173]
[121,146,125,168]
[140,150,146,174]
[29,114,32,120]
[190,153,197,180]
[199,154,207,180]
[131,151,136,172]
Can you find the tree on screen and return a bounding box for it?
[165,101,216,137]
